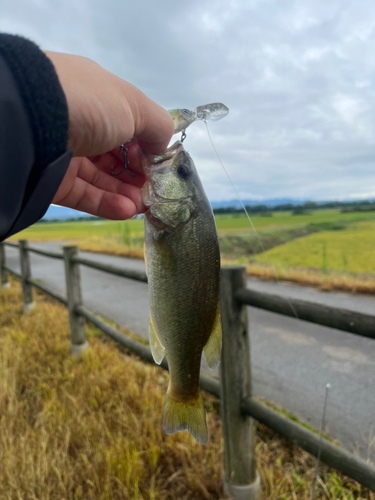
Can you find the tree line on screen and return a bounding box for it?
[212,200,375,215]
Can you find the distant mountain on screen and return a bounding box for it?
[210,197,375,209]
[42,205,96,221]
[209,198,305,209]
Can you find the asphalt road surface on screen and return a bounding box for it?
[4,241,375,461]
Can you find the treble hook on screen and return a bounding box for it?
[111,143,138,178]
[181,129,187,143]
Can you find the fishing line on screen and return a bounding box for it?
[204,121,299,320]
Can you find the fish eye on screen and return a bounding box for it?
[177,164,190,179]
[181,109,191,116]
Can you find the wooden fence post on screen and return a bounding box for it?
[19,240,35,313]
[220,266,261,500]
[63,246,88,355]
[0,242,10,289]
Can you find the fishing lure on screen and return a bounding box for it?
[111,103,229,178]
[169,102,229,137]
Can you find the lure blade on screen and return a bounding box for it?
[169,103,229,134]
[194,102,229,122]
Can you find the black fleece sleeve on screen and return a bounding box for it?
[0,34,72,242]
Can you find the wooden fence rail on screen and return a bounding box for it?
[5,243,372,338]
[1,240,375,496]
[28,246,64,260]
[236,288,375,340]
[72,255,148,282]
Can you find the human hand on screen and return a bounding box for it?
[46,51,174,219]
[52,143,148,219]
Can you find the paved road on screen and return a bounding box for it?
[4,241,375,461]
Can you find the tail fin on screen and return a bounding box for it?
[162,388,208,444]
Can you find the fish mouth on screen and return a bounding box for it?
[151,141,183,165]
[142,141,183,175]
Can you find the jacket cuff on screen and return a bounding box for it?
[0,34,69,173]
[2,150,73,240]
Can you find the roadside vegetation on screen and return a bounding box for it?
[9,208,375,294]
[1,280,374,499]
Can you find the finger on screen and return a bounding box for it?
[55,157,147,218]
[76,158,146,213]
[88,143,146,187]
[67,177,140,219]
[126,85,174,153]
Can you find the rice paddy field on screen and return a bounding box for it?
[256,220,375,274]
[8,208,375,293]
[1,279,373,499]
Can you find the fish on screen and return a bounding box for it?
[142,140,221,444]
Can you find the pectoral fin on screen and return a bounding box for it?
[149,316,165,365]
[203,307,222,370]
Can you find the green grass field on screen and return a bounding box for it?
[11,218,145,241]
[256,220,375,274]
[214,209,375,232]
[9,209,375,276]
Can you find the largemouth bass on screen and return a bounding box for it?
[142,141,221,444]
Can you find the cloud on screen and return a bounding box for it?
[2,0,375,201]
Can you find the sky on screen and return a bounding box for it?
[2,0,375,202]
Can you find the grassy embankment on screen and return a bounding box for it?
[10,209,375,294]
[1,280,374,499]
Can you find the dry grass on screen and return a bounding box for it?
[0,280,374,499]
[77,237,144,260]
[241,261,375,295]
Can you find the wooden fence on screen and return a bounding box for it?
[1,240,375,498]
